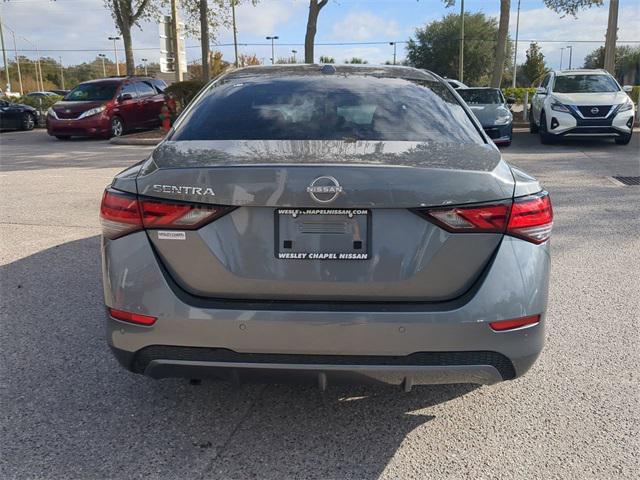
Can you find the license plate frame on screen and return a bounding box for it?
[275,208,371,260]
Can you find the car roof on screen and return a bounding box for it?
[77,76,157,86]
[222,64,440,82]
[553,69,610,76]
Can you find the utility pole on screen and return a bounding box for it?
[291,49,297,63]
[59,56,65,90]
[98,54,107,77]
[389,42,397,65]
[231,0,239,68]
[458,0,464,82]
[560,47,564,69]
[0,15,11,93]
[141,58,148,76]
[170,0,183,81]
[35,44,43,91]
[511,0,521,88]
[603,0,619,74]
[266,36,278,65]
[566,45,573,69]
[108,36,120,75]
[12,31,23,95]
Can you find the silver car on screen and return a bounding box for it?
[457,87,515,146]
[100,65,552,390]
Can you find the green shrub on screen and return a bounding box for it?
[501,87,537,104]
[627,86,640,104]
[13,95,63,111]
[164,80,206,111]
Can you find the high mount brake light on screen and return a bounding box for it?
[100,189,234,239]
[414,192,553,244]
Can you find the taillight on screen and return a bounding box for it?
[490,315,540,331]
[100,188,234,239]
[413,192,553,244]
[507,192,553,244]
[108,308,157,326]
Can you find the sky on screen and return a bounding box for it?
[1,0,639,74]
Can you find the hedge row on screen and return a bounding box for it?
[2,95,64,111]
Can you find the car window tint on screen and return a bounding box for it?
[458,89,502,104]
[137,81,157,97]
[65,83,118,101]
[171,76,484,144]
[152,80,167,93]
[121,83,138,98]
[540,74,551,89]
[553,75,619,93]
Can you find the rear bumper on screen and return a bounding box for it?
[103,233,549,386]
[47,114,110,137]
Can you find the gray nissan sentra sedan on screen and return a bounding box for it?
[100,65,552,390]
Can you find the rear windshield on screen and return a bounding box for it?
[171,76,483,144]
[64,82,118,101]
[458,89,503,105]
[553,74,619,93]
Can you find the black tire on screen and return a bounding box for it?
[539,111,555,145]
[614,131,632,145]
[55,135,71,140]
[21,113,36,131]
[529,110,538,133]
[110,116,124,138]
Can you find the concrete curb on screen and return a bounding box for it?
[109,136,163,146]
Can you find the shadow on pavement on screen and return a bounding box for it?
[0,236,477,479]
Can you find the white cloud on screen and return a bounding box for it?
[230,1,305,37]
[330,11,401,41]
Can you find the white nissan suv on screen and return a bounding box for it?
[530,69,635,145]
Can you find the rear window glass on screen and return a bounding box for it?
[171,76,483,144]
[458,89,503,105]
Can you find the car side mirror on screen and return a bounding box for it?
[118,93,133,102]
[622,85,633,93]
[506,96,516,105]
[535,87,547,95]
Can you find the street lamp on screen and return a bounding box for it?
[59,56,65,90]
[141,58,148,76]
[291,49,297,63]
[108,36,121,75]
[98,54,107,77]
[389,42,397,65]
[565,45,573,69]
[560,47,565,69]
[266,36,278,65]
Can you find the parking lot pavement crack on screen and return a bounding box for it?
[197,384,268,479]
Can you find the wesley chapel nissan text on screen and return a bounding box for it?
[101,65,552,390]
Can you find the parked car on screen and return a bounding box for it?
[100,65,553,389]
[25,91,59,98]
[48,89,70,97]
[458,87,514,146]
[0,99,39,130]
[530,69,635,145]
[445,78,468,89]
[47,76,167,139]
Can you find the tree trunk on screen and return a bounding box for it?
[304,0,328,64]
[200,0,210,81]
[490,0,510,87]
[121,26,135,76]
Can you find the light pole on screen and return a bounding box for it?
[560,47,565,69]
[59,56,65,90]
[0,15,11,93]
[98,54,107,77]
[11,30,23,95]
[291,49,297,63]
[108,36,120,75]
[511,0,521,88]
[459,0,465,82]
[141,58,148,76]
[389,42,397,65]
[231,0,239,68]
[566,45,573,69]
[266,36,278,65]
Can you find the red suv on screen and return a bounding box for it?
[47,76,167,139]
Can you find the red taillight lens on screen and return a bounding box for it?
[415,202,510,233]
[100,188,235,239]
[489,315,540,331]
[507,193,553,244]
[413,192,553,244]
[108,308,157,326]
[100,189,142,239]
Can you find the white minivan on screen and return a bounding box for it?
[530,69,635,145]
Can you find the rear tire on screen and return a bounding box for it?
[21,113,35,131]
[539,111,555,145]
[55,135,71,140]
[110,116,124,138]
[529,110,538,133]
[614,131,632,145]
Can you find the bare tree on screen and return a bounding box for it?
[304,0,329,64]
[104,1,156,76]
[490,0,510,87]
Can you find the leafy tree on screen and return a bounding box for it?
[542,0,603,16]
[519,42,548,86]
[407,13,507,86]
[305,0,329,63]
[238,54,262,66]
[344,57,368,64]
[584,45,640,83]
[318,55,335,64]
[103,1,158,75]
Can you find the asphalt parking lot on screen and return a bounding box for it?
[1,129,639,480]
